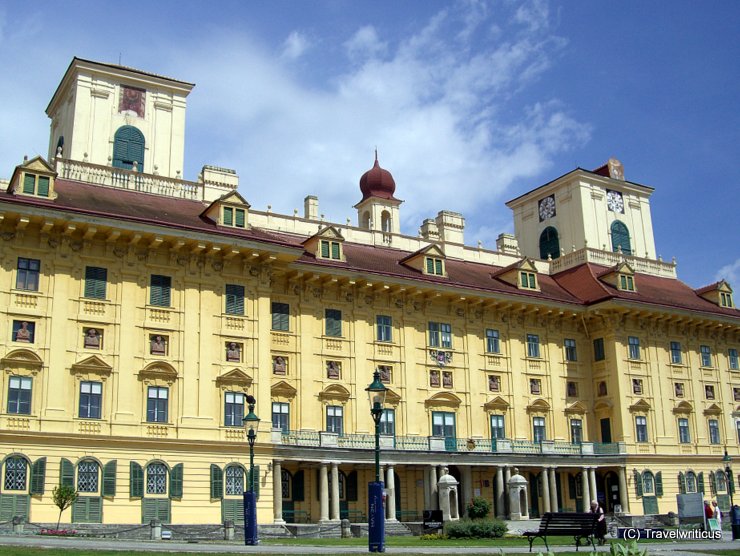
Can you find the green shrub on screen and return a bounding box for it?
[444,517,507,538]
[420,532,447,540]
[467,496,492,519]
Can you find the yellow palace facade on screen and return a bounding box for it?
[0,58,738,528]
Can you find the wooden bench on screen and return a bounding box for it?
[282,509,310,523]
[523,512,600,552]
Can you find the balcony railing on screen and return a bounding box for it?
[276,429,625,456]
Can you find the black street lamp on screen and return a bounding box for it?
[243,394,260,546]
[366,369,387,553]
[725,450,735,509]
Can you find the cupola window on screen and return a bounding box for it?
[610,221,632,255]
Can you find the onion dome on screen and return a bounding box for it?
[359,151,398,202]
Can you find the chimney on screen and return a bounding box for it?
[419,219,439,241]
[496,233,520,255]
[304,195,319,220]
[435,211,465,245]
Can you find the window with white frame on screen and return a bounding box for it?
[7,376,32,415]
[628,336,641,360]
[491,414,505,440]
[564,338,577,362]
[678,418,690,443]
[709,419,721,444]
[527,334,540,358]
[379,408,395,436]
[485,329,500,353]
[77,460,100,493]
[146,463,167,495]
[79,381,102,419]
[635,416,648,442]
[146,386,168,423]
[428,322,452,348]
[3,457,27,491]
[670,341,682,364]
[376,315,392,342]
[326,405,343,435]
[533,416,546,443]
[700,345,712,367]
[225,465,244,495]
[224,392,245,427]
[272,402,289,432]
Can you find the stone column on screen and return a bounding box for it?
[504,466,512,516]
[549,467,558,512]
[424,466,431,510]
[541,468,551,513]
[386,465,397,521]
[495,467,506,519]
[320,463,329,521]
[589,467,598,504]
[430,465,439,510]
[618,467,630,513]
[461,466,473,512]
[273,460,285,523]
[330,462,340,520]
[581,467,590,507]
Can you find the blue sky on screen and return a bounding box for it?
[0,0,737,288]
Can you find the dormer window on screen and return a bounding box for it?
[425,257,444,276]
[519,271,537,290]
[721,292,734,308]
[223,206,246,228]
[619,274,635,292]
[320,240,341,260]
[22,173,50,197]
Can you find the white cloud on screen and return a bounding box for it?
[344,26,386,61]
[281,31,310,60]
[715,258,740,285]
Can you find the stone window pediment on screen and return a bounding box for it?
[424,392,461,409]
[70,355,112,378]
[318,384,351,402]
[483,396,509,412]
[216,368,252,389]
[526,398,551,413]
[271,380,297,399]
[1,349,43,372]
[629,398,651,413]
[564,401,587,415]
[138,362,178,384]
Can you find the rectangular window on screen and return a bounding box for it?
[730,348,739,370]
[527,334,540,358]
[272,402,290,432]
[235,208,246,228]
[84,266,107,299]
[700,345,712,367]
[225,284,245,315]
[674,382,685,397]
[567,381,578,397]
[325,309,342,337]
[440,323,452,348]
[224,392,245,427]
[271,302,289,331]
[709,419,721,445]
[379,409,395,436]
[619,275,635,291]
[326,405,343,435]
[570,419,583,444]
[23,173,36,194]
[520,271,537,289]
[533,417,546,443]
[628,336,641,360]
[16,258,40,291]
[564,338,577,362]
[705,385,715,400]
[485,329,500,353]
[376,315,392,342]
[720,292,733,307]
[670,341,682,364]
[632,379,643,395]
[425,257,444,276]
[593,338,605,361]
[146,386,168,423]
[635,416,648,442]
[431,411,456,438]
[21,173,49,197]
[320,240,341,260]
[7,376,32,414]
[490,415,505,440]
[79,381,102,419]
[149,275,171,307]
[428,322,452,348]
[678,418,690,443]
[529,379,541,395]
[223,207,233,226]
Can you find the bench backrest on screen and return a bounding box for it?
[537,512,599,534]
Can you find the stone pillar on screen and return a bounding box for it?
[495,466,506,519]
[504,466,512,516]
[330,462,340,520]
[273,460,285,523]
[618,467,630,513]
[461,465,473,513]
[424,466,431,509]
[386,465,397,521]
[320,463,329,521]
[430,465,439,510]
[541,468,551,513]
[589,467,598,504]
[581,467,590,507]
[549,467,558,512]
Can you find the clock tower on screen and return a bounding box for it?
[506,159,657,262]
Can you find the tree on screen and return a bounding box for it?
[52,485,78,529]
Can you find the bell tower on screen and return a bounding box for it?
[354,153,402,235]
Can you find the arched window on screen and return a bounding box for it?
[77,460,99,493]
[686,471,697,493]
[381,211,391,233]
[225,465,244,496]
[146,462,167,495]
[55,136,65,157]
[610,221,632,255]
[4,457,27,491]
[539,226,560,260]
[716,469,727,492]
[112,126,145,172]
[281,469,292,500]
[642,471,655,495]
[362,211,371,229]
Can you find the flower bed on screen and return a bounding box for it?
[39,529,77,536]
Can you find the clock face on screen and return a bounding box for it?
[606,190,624,213]
[538,195,556,221]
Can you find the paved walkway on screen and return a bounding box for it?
[0,533,738,555]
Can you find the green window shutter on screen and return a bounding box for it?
[225,285,245,315]
[698,472,705,494]
[84,267,108,299]
[321,241,330,258]
[293,470,304,502]
[709,471,717,495]
[150,275,171,307]
[23,174,36,194]
[331,242,340,259]
[60,458,75,487]
[30,457,46,495]
[634,470,643,497]
[568,474,576,498]
[271,302,289,331]
[102,461,117,497]
[130,462,144,498]
[426,258,434,273]
[729,472,736,495]
[678,472,686,494]
[248,465,260,500]
[235,208,245,228]
[655,471,663,497]
[142,498,157,523]
[37,176,50,196]
[346,471,358,502]
[435,259,443,275]
[222,498,244,524]
[316,469,320,501]
[223,207,233,226]
[170,464,183,499]
[210,465,223,500]
[72,496,102,523]
[0,494,30,521]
